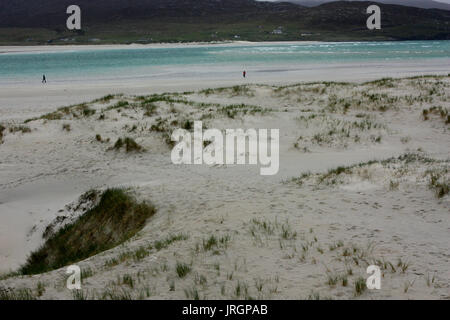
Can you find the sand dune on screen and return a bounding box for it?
[0,73,449,300]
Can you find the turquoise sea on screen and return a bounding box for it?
[0,41,449,83]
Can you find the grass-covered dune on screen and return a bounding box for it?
[20,189,156,275]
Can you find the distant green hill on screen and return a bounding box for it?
[0,0,449,44]
[284,0,450,11]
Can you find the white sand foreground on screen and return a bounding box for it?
[1,58,449,122]
[0,63,449,300]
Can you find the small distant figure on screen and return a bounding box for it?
[243,70,246,78]
[42,74,47,83]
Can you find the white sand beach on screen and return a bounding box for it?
[0,51,449,299]
[0,42,323,54]
[1,56,448,122]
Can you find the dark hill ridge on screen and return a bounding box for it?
[284,0,450,11]
[0,0,448,43]
[310,1,450,28]
[0,0,304,27]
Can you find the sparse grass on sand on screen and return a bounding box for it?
[8,125,31,134]
[1,124,32,143]
[176,262,192,278]
[62,123,71,132]
[290,153,449,198]
[1,75,448,299]
[0,124,5,143]
[422,106,450,124]
[0,287,36,300]
[112,137,144,153]
[354,277,367,297]
[20,188,156,275]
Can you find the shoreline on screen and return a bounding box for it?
[1,58,449,122]
[0,41,325,54]
[3,39,448,54]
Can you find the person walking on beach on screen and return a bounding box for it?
[42,74,46,84]
[243,70,246,78]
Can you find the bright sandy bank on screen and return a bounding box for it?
[1,57,449,122]
[0,71,449,300]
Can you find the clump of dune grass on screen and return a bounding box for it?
[0,271,20,281]
[112,137,144,152]
[101,287,132,300]
[428,173,449,198]
[182,119,193,130]
[200,85,255,97]
[113,138,124,149]
[39,109,65,121]
[78,104,96,117]
[154,233,189,251]
[307,291,334,300]
[121,274,135,288]
[176,262,191,278]
[0,124,5,143]
[280,222,297,240]
[150,117,170,133]
[397,259,410,273]
[295,114,386,149]
[103,233,188,268]
[62,123,71,132]
[72,289,90,300]
[364,77,395,88]
[200,234,231,254]
[184,287,200,300]
[0,287,36,300]
[8,125,31,134]
[290,153,448,191]
[108,100,129,110]
[20,188,156,275]
[354,277,367,297]
[94,94,116,104]
[422,106,449,123]
[25,103,95,122]
[220,104,271,119]
[141,103,158,117]
[326,273,339,287]
[123,137,143,152]
[149,117,191,147]
[36,282,46,297]
[230,85,255,97]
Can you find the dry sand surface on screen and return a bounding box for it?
[0,42,320,54]
[1,58,448,122]
[0,73,449,300]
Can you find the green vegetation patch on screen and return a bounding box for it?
[112,137,144,152]
[8,125,32,134]
[20,188,156,275]
[0,124,5,142]
[0,288,36,300]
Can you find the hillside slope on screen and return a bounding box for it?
[0,1,449,44]
[284,0,450,11]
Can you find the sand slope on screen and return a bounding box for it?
[0,75,449,300]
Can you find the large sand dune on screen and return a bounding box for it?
[0,71,449,299]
